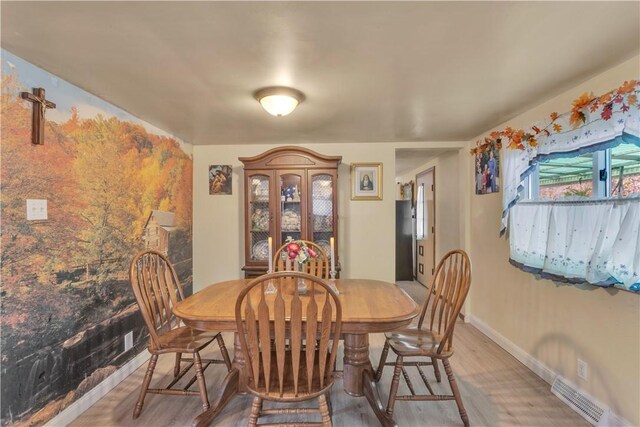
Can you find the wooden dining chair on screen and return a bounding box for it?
[129,250,232,419]
[375,250,472,427]
[236,271,342,426]
[273,240,330,279]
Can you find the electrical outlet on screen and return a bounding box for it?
[577,358,588,381]
[124,331,133,352]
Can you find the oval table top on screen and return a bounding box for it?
[174,278,419,334]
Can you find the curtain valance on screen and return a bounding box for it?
[498,80,640,233]
[509,197,640,291]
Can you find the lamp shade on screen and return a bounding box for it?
[254,87,305,117]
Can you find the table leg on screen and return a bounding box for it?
[232,332,248,393]
[343,333,398,427]
[192,333,246,427]
[343,333,370,396]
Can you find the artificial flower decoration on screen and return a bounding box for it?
[470,79,640,155]
[284,237,317,264]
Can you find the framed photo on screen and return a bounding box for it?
[209,165,232,195]
[474,141,500,195]
[351,163,382,200]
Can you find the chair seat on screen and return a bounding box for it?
[151,326,219,353]
[385,324,452,358]
[249,349,334,401]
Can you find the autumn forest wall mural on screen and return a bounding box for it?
[0,50,193,425]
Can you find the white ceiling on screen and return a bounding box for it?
[1,1,638,146]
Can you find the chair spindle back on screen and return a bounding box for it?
[418,250,471,354]
[235,271,342,399]
[129,250,184,349]
[273,240,330,279]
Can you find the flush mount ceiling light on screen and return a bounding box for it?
[254,86,305,117]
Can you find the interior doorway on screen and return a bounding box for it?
[415,167,435,286]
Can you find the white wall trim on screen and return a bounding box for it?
[46,350,150,427]
[467,314,633,427]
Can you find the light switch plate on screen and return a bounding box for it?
[26,199,47,220]
[124,331,133,352]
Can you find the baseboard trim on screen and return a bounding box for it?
[46,350,150,427]
[467,314,633,427]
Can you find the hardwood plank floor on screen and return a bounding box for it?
[71,282,587,427]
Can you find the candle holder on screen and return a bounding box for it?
[327,277,339,295]
[296,263,308,295]
[264,278,277,295]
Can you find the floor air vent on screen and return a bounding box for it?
[551,376,610,426]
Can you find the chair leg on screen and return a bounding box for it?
[216,334,232,371]
[375,340,390,382]
[248,396,262,427]
[325,390,333,417]
[133,353,158,419]
[318,393,332,427]
[193,351,210,411]
[443,358,469,427]
[385,355,403,417]
[431,356,442,383]
[174,352,182,377]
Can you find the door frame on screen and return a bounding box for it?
[415,167,436,284]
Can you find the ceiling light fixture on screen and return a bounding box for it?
[254,86,305,117]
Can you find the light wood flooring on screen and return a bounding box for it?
[71,282,588,427]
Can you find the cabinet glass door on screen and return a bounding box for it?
[279,172,304,246]
[248,174,271,262]
[310,173,334,258]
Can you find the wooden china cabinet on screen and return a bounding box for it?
[240,147,342,278]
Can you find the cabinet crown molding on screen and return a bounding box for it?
[240,146,342,169]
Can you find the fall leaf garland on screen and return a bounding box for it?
[470,79,639,155]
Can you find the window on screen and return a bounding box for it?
[611,143,640,196]
[538,154,594,199]
[416,183,425,239]
[524,143,640,200]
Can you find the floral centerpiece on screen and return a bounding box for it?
[284,236,317,264]
[284,237,317,294]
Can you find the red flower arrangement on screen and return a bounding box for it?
[284,237,317,264]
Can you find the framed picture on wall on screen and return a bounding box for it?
[209,165,232,195]
[351,162,382,200]
[474,141,500,195]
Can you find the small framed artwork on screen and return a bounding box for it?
[209,165,232,195]
[474,141,500,195]
[419,263,424,274]
[418,245,424,256]
[351,162,382,200]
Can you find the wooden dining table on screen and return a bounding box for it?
[173,278,419,427]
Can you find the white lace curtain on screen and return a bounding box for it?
[509,197,640,291]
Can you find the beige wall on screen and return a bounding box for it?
[397,150,463,263]
[193,141,466,289]
[193,143,391,286]
[194,142,459,289]
[466,56,640,425]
